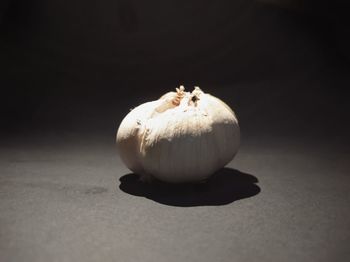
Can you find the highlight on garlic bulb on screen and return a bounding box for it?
[116,86,240,183]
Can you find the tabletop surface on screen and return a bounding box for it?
[1,134,349,262]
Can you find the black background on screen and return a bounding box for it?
[1,0,349,138]
[1,1,350,261]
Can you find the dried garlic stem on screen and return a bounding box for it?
[172,85,185,106]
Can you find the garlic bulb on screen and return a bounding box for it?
[116,86,240,183]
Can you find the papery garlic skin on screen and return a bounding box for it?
[116,86,240,183]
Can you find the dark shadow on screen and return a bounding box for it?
[118,168,260,207]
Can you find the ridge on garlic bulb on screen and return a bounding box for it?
[116,86,240,183]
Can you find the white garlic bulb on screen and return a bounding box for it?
[116,86,240,183]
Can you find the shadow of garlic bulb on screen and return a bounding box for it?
[116,86,240,183]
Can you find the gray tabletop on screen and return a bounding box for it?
[1,133,349,262]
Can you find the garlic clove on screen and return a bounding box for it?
[116,100,161,175]
[140,110,220,182]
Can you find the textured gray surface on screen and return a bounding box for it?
[1,134,349,262]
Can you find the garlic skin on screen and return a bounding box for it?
[116,86,240,183]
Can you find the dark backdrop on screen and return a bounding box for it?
[0,0,349,140]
